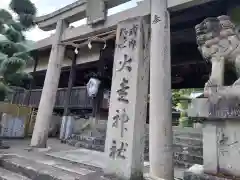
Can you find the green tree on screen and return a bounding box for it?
[0,0,36,101]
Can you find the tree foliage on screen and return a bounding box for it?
[10,0,36,30]
[172,88,203,107]
[0,0,36,101]
[172,88,203,127]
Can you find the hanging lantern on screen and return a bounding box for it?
[86,78,101,97]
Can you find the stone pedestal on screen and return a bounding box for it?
[203,119,240,177]
[104,17,150,179]
[188,86,240,179]
[60,116,74,140]
[184,171,232,180]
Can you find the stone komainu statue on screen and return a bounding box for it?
[195,15,240,95]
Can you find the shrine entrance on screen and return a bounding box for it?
[26,0,240,179]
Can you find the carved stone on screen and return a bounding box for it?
[188,95,240,178]
[188,86,240,119]
[195,15,240,96]
[86,0,107,25]
[190,21,240,175]
[104,16,150,179]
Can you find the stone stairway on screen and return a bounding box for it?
[0,154,103,180]
[66,128,203,168]
[66,133,105,151]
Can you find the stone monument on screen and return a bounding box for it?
[104,16,150,180]
[185,15,240,179]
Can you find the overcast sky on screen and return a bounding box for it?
[1,0,139,41]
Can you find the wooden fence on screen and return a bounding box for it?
[10,86,92,109]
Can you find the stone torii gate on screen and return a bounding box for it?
[31,0,216,179]
[31,0,131,148]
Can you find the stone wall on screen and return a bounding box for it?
[67,125,203,168]
[145,126,203,168]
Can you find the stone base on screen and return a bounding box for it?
[184,171,234,180]
[144,174,165,180]
[60,116,74,140]
[66,134,105,151]
[66,127,203,169]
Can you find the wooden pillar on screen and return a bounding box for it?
[27,53,39,106]
[104,17,150,179]
[59,49,77,140]
[31,19,68,148]
[91,47,106,127]
[149,0,173,179]
[63,49,78,116]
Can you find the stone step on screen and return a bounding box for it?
[144,153,203,166]
[174,160,193,168]
[0,155,100,180]
[145,144,203,156]
[173,133,202,139]
[69,134,105,143]
[173,137,202,147]
[145,137,202,146]
[66,134,105,152]
[144,131,203,140]
[174,152,203,165]
[173,136,202,141]
[0,167,30,180]
[184,171,233,180]
[66,139,105,151]
[172,143,202,149]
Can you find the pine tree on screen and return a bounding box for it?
[0,0,36,101]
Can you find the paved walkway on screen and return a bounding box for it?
[0,138,185,179]
[47,148,185,179]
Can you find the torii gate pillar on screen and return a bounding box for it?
[31,0,130,148]
[31,20,68,147]
[149,0,173,179]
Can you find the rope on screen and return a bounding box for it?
[60,30,116,49]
